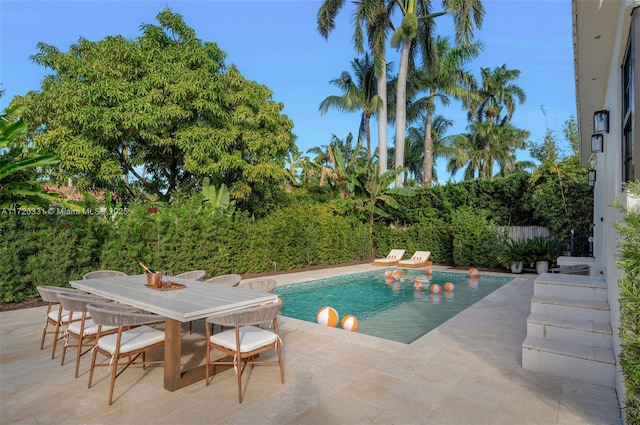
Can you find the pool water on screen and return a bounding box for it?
[275,270,513,344]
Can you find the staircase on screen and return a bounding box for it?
[521,272,615,387]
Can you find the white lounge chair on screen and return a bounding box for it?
[397,251,432,268]
[371,249,405,266]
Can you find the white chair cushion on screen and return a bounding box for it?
[374,258,400,264]
[97,326,164,355]
[210,326,277,352]
[48,309,91,322]
[67,319,117,337]
[48,309,71,322]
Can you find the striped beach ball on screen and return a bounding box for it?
[413,280,423,291]
[316,306,339,327]
[430,284,442,294]
[392,270,403,280]
[469,268,480,278]
[341,315,359,331]
[385,270,394,279]
[444,282,455,292]
[425,268,433,276]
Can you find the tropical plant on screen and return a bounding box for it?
[525,236,559,266]
[319,54,382,158]
[497,238,530,269]
[613,180,640,424]
[20,9,295,205]
[0,103,65,209]
[200,177,235,217]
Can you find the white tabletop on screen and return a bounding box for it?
[70,275,278,322]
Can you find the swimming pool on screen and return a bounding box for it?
[275,269,513,343]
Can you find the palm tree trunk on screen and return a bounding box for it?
[364,113,371,158]
[394,37,412,188]
[422,94,435,187]
[377,59,388,175]
[369,210,375,256]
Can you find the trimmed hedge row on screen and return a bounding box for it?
[1,197,372,303]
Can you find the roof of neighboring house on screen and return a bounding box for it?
[42,185,107,201]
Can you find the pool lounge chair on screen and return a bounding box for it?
[397,251,432,268]
[371,249,405,266]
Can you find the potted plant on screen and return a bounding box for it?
[497,238,529,273]
[526,236,560,274]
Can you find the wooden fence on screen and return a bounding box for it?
[502,226,550,241]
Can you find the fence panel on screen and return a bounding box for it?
[503,226,550,241]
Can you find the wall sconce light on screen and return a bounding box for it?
[588,169,597,187]
[593,110,609,133]
[591,134,603,153]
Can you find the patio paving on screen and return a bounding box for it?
[0,265,622,424]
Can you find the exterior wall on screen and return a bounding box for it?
[590,1,639,409]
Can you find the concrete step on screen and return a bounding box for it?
[530,295,610,322]
[534,273,607,301]
[526,313,612,349]
[522,335,615,387]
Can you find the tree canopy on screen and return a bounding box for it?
[18,8,295,203]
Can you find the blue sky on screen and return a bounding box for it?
[1,0,575,182]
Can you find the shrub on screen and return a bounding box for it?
[449,207,503,268]
[614,181,640,424]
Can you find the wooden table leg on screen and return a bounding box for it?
[164,318,183,391]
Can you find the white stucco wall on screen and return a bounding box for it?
[592,1,637,409]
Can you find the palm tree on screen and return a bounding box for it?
[319,54,382,157]
[444,119,529,180]
[318,0,393,174]
[466,64,526,124]
[390,0,484,187]
[394,113,456,185]
[406,36,480,186]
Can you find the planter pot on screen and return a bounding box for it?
[535,260,549,274]
[510,261,523,274]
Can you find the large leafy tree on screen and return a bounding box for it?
[319,54,382,157]
[19,9,295,204]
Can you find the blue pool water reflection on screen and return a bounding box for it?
[275,269,513,343]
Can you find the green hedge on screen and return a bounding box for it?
[1,171,593,304]
[2,198,372,303]
[0,213,106,302]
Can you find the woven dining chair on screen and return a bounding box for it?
[86,302,165,405]
[57,292,121,378]
[173,270,206,281]
[189,274,242,333]
[237,278,277,293]
[204,274,241,287]
[36,285,84,359]
[205,301,284,403]
[83,270,127,280]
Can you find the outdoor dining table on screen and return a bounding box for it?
[70,274,278,391]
